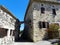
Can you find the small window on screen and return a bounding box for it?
[41,4,43,6]
[10,30,13,36]
[42,22,45,28]
[39,22,49,29]
[41,7,45,14]
[0,28,8,38]
[10,30,12,36]
[52,9,56,15]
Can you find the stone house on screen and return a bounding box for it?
[23,0,60,42]
[0,5,20,41]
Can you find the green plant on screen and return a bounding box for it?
[49,23,59,31]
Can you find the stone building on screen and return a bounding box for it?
[0,5,20,41]
[23,0,60,42]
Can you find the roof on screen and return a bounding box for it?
[31,0,60,4]
[0,5,17,20]
[24,0,60,20]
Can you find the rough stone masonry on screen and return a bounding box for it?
[22,0,60,42]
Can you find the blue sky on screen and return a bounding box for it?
[0,0,29,30]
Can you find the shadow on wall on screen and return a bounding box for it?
[21,26,33,42]
[21,20,33,42]
[14,19,20,42]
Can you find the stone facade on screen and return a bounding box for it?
[0,5,20,41]
[24,0,60,42]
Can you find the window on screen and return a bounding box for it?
[41,4,43,6]
[39,21,49,29]
[42,22,45,28]
[52,9,56,15]
[10,30,13,36]
[41,7,45,14]
[0,28,8,38]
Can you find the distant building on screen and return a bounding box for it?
[0,5,20,41]
[23,0,60,42]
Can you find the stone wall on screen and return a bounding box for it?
[0,6,20,42]
[22,4,33,41]
[24,1,60,42]
[0,9,16,29]
[32,2,60,42]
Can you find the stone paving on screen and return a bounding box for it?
[14,41,52,45]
